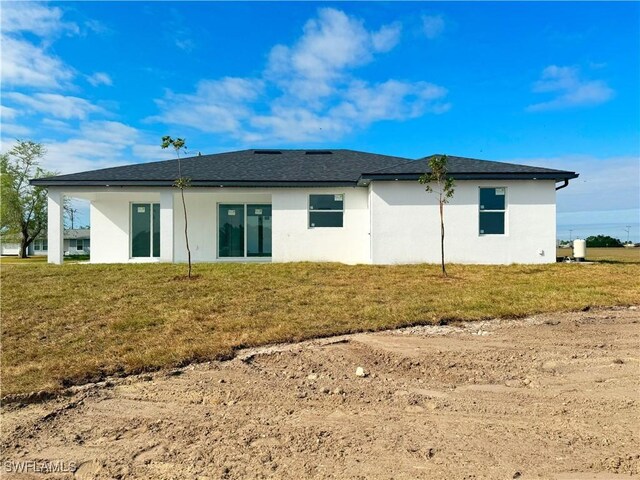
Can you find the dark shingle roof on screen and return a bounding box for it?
[30,150,578,187]
[31,149,412,187]
[361,154,578,182]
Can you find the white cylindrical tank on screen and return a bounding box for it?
[573,239,587,260]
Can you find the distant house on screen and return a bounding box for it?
[1,229,90,256]
[31,149,578,265]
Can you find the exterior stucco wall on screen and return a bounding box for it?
[90,191,160,263]
[370,180,556,265]
[85,181,556,265]
[172,190,271,263]
[271,187,370,264]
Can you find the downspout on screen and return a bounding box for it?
[368,181,373,265]
[555,179,570,191]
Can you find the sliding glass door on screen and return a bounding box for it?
[218,204,245,257]
[131,203,160,258]
[218,204,271,258]
[247,205,272,257]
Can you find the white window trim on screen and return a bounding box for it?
[478,187,508,236]
[308,193,345,229]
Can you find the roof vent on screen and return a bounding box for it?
[254,149,282,154]
[304,150,333,155]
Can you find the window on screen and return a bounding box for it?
[131,203,160,257]
[309,194,344,228]
[34,241,40,251]
[479,187,506,235]
[42,240,48,251]
[76,239,83,250]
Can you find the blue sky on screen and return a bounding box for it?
[1,1,639,241]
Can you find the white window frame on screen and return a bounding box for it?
[478,187,507,236]
[308,193,344,229]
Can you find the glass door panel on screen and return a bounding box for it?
[219,204,245,257]
[132,203,151,257]
[152,203,161,257]
[247,204,272,257]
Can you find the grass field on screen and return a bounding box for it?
[557,247,640,263]
[2,260,639,396]
[0,255,90,265]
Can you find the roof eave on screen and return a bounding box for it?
[360,172,579,182]
[29,179,362,188]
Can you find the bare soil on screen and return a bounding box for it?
[1,308,639,479]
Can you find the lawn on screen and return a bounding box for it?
[2,261,639,396]
[557,247,640,263]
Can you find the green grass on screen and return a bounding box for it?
[2,261,639,396]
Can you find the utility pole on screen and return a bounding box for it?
[569,229,573,242]
[624,225,631,244]
[65,206,78,230]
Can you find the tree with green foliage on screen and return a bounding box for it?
[161,136,192,277]
[1,140,55,258]
[419,155,455,277]
[585,235,623,248]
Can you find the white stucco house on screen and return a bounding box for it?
[30,149,578,265]
[1,229,90,256]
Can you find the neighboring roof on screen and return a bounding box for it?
[30,149,578,187]
[1,229,90,243]
[361,154,579,182]
[64,228,90,239]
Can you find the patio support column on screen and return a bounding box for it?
[160,189,174,262]
[47,189,64,264]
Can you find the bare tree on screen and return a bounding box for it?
[419,155,455,277]
[161,136,192,278]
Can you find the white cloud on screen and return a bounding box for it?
[78,120,139,145]
[41,118,76,133]
[4,92,104,119]
[0,34,75,88]
[371,22,402,53]
[132,144,180,161]
[1,105,18,121]
[422,15,445,39]
[152,77,264,134]
[510,155,639,214]
[175,38,195,52]
[0,121,143,175]
[1,123,32,137]
[87,72,113,87]
[0,2,81,89]
[152,8,448,143]
[0,2,79,36]
[527,65,614,112]
[43,138,133,174]
[267,8,402,102]
[39,121,141,174]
